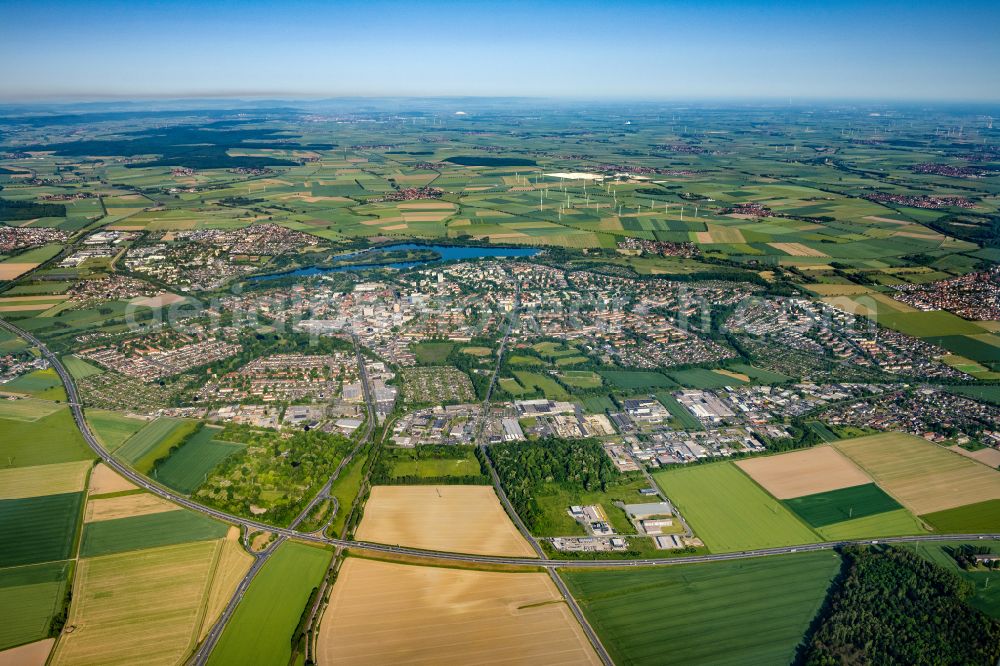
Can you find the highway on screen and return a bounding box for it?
[3,316,999,664]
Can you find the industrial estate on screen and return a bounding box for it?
[0,97,999,665]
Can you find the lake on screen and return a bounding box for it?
[249,243,541,281]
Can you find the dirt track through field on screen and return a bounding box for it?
[316,558,600,666]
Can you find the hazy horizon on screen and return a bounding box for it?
[1,0,998,103]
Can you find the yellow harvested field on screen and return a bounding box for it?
[355,486,536,557]
[317,559,600,666]
[803,283,873,296]
[0,303,53,311]
[736,445,872,499]
[0,460,91,499]
[130,292,186,308]
[949,445,1000,470]
[50,541,220,666]
[821,296,876,317]
[85,492,180,523]
[88,463,137,495]
[835,432,1000,515]
[713,369,751,382]
[864,215,908,225]
[768,242,828,257]
[0,263,38,280]
[401,212,451,222]
[396,202,457,210]
[0,639,54,666]
[198,529,253,641]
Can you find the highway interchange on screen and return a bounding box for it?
[2,316,998,666]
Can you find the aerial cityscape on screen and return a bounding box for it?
[1,1,999,665]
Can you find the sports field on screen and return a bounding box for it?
[355,486,536,557]
[736,445,871,499]
[50,540,220,666]
[317,558,600,666]
[208,541,331,666]
[653,463,818,552]
[834,432,1000,515]
[561,550,842,666]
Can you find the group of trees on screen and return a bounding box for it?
[487,437,618,530]
[804,546,1000,665]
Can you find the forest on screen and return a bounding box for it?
[805,545,1000,665]
[0,197,66,221]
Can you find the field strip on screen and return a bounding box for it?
[0,461,92,499]
[84,492,180,523]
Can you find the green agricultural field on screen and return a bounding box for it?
[0,396,61,421]
[327,451,367,538]
[0,560,70,651]
[875,310,985,338]
[579,394,616,414]
[79,508,229,557]
[62,355,103,380]
[920,499,1000,533]
[815,508,929,541]
[784,483,903,528]
[512,371,570,400]
[411,341,455,364]
[0,407,93,467]
[598,370,676,390]
[85,410,148,451]
[655,392,702,430]
[1,368,65,401]
[0,491,83,567]
[208,541,332,666]
[562,550,842,666]
[667,367,746,389]
[654,463,818,552]
[388,450,484,481]
[557,370,602,388]
[154,425,246,494]
[724,363,793,384]
[115,417,199,473]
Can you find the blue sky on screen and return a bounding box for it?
[1,0,998,101]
